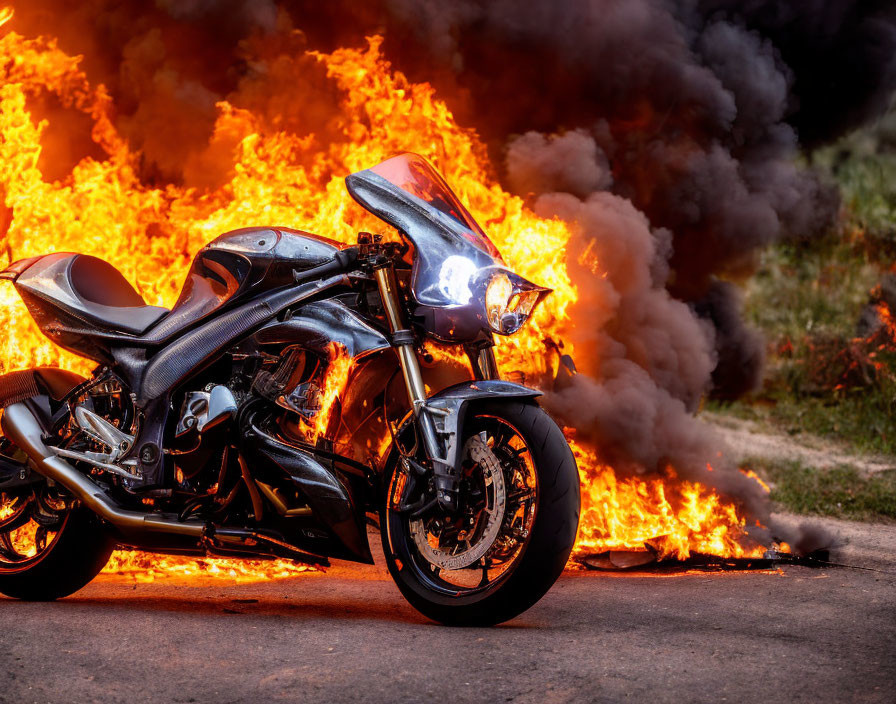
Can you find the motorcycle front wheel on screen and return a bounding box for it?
[381,400,580,626]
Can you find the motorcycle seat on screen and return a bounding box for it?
[4,253,170,336]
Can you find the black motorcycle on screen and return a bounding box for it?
[0,153,580,626]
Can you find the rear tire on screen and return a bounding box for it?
[0,507,114,601]
[381,400,580,626]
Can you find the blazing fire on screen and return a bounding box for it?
[803,272,896,395]
[303,342,353,444]
[102,550,314,584]
[0,11,769,578]
[573,444,765,560]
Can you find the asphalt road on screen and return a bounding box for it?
[1,543,894,703]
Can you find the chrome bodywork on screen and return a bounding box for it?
[252,299,390,360]
[422,379,543,478]
[175,386,238,436]
[346,154,550,342]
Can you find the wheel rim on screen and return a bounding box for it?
[0,489,65,570]
[387,413,538,597]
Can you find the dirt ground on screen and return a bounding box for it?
[705,412,895,475]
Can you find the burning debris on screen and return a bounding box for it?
[1,1,895,578]
[858,270,896,340]
[578,546,829,573]
[792,269,896,395]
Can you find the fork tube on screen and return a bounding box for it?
[478,346,500,380]
[374,265,426,403]
[373,264,442,458]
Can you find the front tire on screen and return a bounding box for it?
[381,400,580,626]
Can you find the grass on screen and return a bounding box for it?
[714,235,896,456]
[814,114,896,257]
[709,384,896,457]
[708,117,896,458]
[745,456,896,522]
[743,236,879,343]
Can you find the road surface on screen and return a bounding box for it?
[1,537,894,703]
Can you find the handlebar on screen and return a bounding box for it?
[292,232,407,284]
[292,246,359,283]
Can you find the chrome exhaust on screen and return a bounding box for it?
[0,402,204,539]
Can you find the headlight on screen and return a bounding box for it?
[437,255,475,305]
[484,270,549,335]
[485,272,513,329]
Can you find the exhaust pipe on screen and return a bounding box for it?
[1,402,204,539]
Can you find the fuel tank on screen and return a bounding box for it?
[145,227,347,343]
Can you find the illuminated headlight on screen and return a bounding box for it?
[437,255,476,305]
[484,271,546,335]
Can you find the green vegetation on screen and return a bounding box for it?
[745,457,896,522]
[710,114,896,458]
[817,113,896,256]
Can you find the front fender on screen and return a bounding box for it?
[425,379,542,478]
[382,379,542,508]
[427,379,542,406]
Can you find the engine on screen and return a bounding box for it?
[250,346,327,422]
[165,343,336,487]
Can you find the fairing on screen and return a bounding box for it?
[346,154,499,309]
[346,153,548,342]
[366,154,502,260]
[252,299,390,360]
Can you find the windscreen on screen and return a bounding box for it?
[369,153,502,261]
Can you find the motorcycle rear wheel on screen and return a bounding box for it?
[0,439,114,601]
[381,400,580,626]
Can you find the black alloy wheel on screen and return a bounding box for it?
[381,400,580,626]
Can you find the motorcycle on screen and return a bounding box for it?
[0,153,580,626]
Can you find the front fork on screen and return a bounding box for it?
[373,262,498,512]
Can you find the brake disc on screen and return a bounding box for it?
[409,434,506,570]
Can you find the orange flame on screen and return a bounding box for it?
[572,442,766,560]
[0,21,767,577]
[303,342,353,444]
[102,551,315,584]
[740,468,771,494]
[876,300,896,341]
